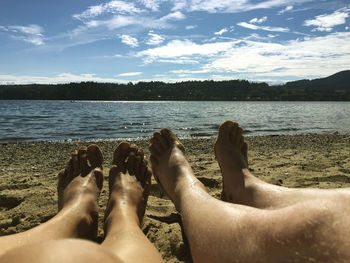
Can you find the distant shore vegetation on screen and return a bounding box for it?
[1,70,349,101]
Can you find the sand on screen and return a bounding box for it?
[1,134,350,262]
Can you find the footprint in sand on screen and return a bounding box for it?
[0,195,23,211]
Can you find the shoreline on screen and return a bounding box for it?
[1,134,350,262]
[1,131,349,144]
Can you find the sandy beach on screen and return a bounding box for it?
[1,134,350,262]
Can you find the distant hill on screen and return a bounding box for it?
[285,70,350,90]
[0,70,349,101]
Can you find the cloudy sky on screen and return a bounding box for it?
[0,0,349,84]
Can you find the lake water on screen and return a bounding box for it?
[0,100,349,142]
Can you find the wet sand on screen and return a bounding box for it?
[1,134,350,262]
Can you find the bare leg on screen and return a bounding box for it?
[0,239,121,263]
[0,145,103,257]
[102,142,163,263]
[150,129,350,263]
[0,145,123,263]
[215,120,350,209]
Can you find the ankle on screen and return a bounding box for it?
[105,202,140,226]
[174,176,207,212]
[54,207,98,239]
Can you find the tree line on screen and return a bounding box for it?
[0,74,349,101]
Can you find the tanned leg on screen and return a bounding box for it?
[0,145,123,263]
[215,120,350,209]
[101,142,163,263]
[150,128,350,263]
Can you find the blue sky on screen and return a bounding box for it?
[0,0,349,84]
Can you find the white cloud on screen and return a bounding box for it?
[181,0,312,13]
[105,16,139,29]
[304,7,350,32]
[136,39,236,63]
[8,25,43,35]
[160,11,186,21]
[237,22,260,30]
[278,5,293,15]
[0,73,127,85]
[120,34,139,47]
[146,31,165,45]
[0,24,44,45]
[134,75,209,83]
[117,72,142,76]
[133,31,350,81]
[20,36,44,46]
[82,14,175,32]
[215,28,228,35]
[139,0,162,11]
[186,25,197,30]
[172,0,188,11]
[158,58,200,64]
[237,22,289,32]
[73,1,143,20]
[205,32,350,79]
[170,69,210,74]
[249,16,267,24]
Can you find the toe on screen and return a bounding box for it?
[218,121,234,142]
[149,140,161,158]
[91,168,104,191]
[78,146,89,174]
[137,148,144,160]
[238,135,244,148]
[113,142,130,167]
[138,160,149,186]
[229,122,239,144]
[57,169,66,210]
[127,152,138,175]
[143,168,152,200]
[235,126,243,145]
[242,142,248,159]
[154,131,168,150]
[109,165,122,177]
[160,128,175,145]
[134,154,143,181]
[72,150,80,176]
[129,144,139,155]
[65,158,74,179]
[160,128,185,152]
[87,144,103,169]
[57,169,66,189]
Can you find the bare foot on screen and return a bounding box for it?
[214,121,249,203]
[57,144,103,239]
[149,129,205,211]
[104,143,151,232]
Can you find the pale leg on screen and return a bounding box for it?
[215,121,350,209]
[150,129,350,263]
[0,145,122,263]
[101,143,164,263]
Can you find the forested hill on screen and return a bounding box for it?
[285,70,350,90]
[0,70,349,101]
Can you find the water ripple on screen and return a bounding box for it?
[0,101,349,142]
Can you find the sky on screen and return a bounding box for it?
[0,0,349,85]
